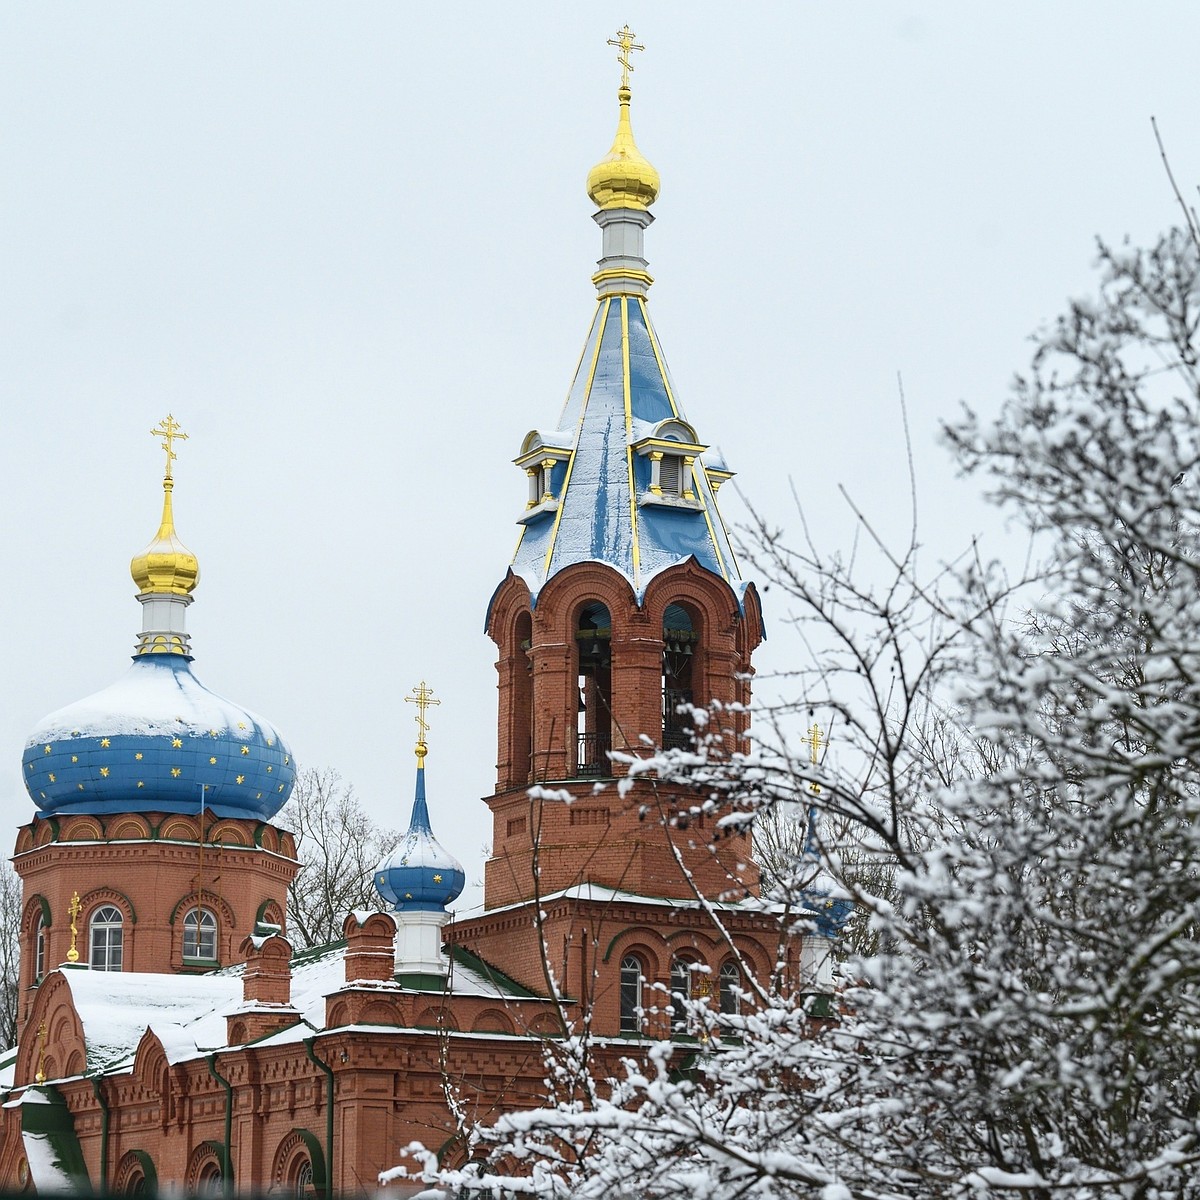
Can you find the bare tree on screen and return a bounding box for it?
[278,767,399,950]
[0,863,20,1049]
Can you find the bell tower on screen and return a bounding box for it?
[480,30,763,911]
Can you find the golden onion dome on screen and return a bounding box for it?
[586,86,660,210]
[130,477,200,596]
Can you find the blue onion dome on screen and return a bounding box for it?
[23,658,295,822]
[21,416,296,823]
[375,689,466,912]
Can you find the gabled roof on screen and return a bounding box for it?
[511,294,746,605]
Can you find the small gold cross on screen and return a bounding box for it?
[406,681,441,763]
[606,24,644,90]
[150,413,189,480]
[808,723,824,795]
[66,891,82,963]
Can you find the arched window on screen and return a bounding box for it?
[576,603,613,777]
[34,914,46,983]
[90,905,124,972]
[196,1162,223,1196]
[670,956,696,1034]
[183,907,217,962]
[662,604,697,749]
[619,955,644,1034]
[291,1158,314,1200]
[719,960,740,1016]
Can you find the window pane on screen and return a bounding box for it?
[619,956,642,1034]
[90,906,124,972]
[184,908,217,960]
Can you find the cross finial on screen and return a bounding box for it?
[607,24,644,91]
[808,722,824,795]
[35,1023,47,1084]
[66,891,82,964]
[151,413,189,481]
[405,681,441,764]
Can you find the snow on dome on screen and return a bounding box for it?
[374,766,465,913]
[23,655,295,822]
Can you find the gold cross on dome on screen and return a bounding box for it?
[607,24,644,90]
[808,722,824,796]
[151,413,189,480]
[66,891,82,963]
[406,681,440,762]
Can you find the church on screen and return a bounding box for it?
[0,30,830,1195]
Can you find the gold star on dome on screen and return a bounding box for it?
[241,746,249,756]
[267,766,273,774]
[77,783,84,790]
[284,756,290,766]
[237,722,247,730]
[277,784,284,792]
[236,775,245,785]
[172,737,183,749]
[100,738,110,748]
[433,874,442,883]
[71,756,78,763]
[44,746,51,754]
[266,738,274,747]
[256,792,262,800]
[135,752,144,761]
[404,893,412,900]
[100,767,109,777]
[209,729,218,738]
[48,773,55,783]
[25,763,31,771]
[137,781,144,788]
[171,767,182,778]
[209,756,218,765]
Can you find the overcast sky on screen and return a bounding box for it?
[2,4,1198,914]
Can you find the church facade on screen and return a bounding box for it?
[0,34,823,1195]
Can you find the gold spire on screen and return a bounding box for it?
[586,26,660,211]
[405,681,440,766]
[130,414,200,597]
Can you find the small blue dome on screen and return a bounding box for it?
[23,655,295,822]
[374,766,465,913]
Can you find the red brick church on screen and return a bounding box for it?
[0,32,823,1195]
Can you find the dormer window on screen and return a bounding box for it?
[632,418,707,510]
[514,429,573,524]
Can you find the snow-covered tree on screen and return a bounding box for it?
[390,224,1200,1199]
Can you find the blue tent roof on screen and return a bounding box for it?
[510,294,746,606]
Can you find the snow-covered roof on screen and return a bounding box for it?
[61,968,243,1071]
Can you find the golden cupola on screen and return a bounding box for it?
[129,415,200,599]
[586,27,659,210]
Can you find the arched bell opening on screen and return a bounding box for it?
[575,602,613,777]
[512,610,534,786]
[662,603,700,749]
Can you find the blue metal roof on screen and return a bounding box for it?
[374,764,466,913]
[510,294,745,605]
[23,655,295,822]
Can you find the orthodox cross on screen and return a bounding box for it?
[808,722,823,796]
[66,890,82,964]
[35,1023,47,1084]
[406,681,440,763]
[607,24,644,90]
[151,413,189,480]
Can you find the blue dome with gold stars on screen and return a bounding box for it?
[23,655,295,822]
[375,713,465,914]
[22,415,296,823]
